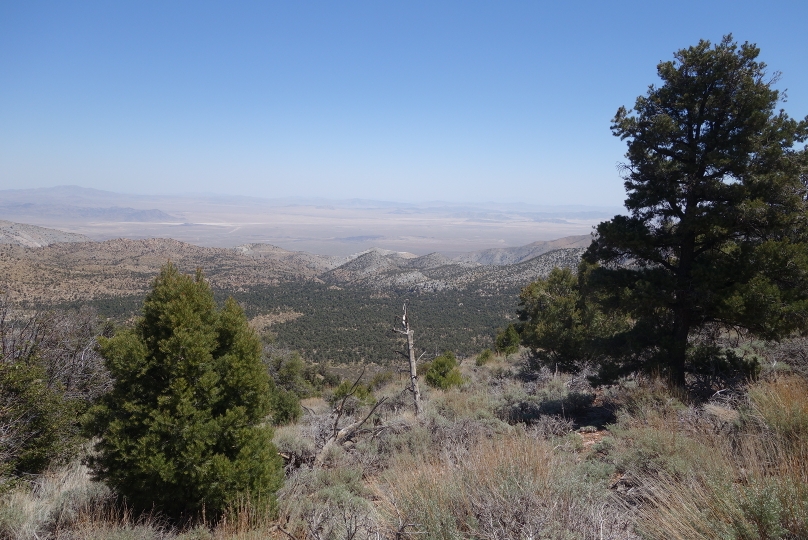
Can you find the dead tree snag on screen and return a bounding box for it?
[393,302,423,417]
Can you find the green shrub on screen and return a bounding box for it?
[475,349,493,366]
[268,352,312,397]
[85,264,283,520]
[424,352,464,390]
[271,387,302,425]
[688,343,762,383]
[330,380,375,407]
[369,370,394,389]
[266,352,339,398]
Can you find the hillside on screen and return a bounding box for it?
[453,234,591,265]
[321,246,584,292]
[0,231,589,362]
[0,220,90,248]
[0,238,314,304]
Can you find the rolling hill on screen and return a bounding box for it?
[0,220,591,362]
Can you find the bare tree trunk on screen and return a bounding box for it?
[313,406,383,468]
[405,327,423,417]
[670,306,690,388]
[395,303,423,417]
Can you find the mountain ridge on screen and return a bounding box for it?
[0,220,91,248]
[0,219,591,304]
[0,204,179,222]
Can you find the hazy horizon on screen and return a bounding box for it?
[0,184,613,255]
[2,3,806,206]
[0,184,624,212]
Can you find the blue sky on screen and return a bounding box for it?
[1,1,806,206]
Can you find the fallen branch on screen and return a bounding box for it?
[314,396,388,468]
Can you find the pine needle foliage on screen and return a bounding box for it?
[85,263,283,520]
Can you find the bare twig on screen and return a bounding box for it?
[314,396,388,468]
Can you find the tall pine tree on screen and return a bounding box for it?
[86,264,283,519]
[585,36,808,386]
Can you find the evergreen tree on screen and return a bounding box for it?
[495,323,520,356]
[518,267,586,372]
[585,36,808,385]
[86,264,283,519]
[517,266,613,372]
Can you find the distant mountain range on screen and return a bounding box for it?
[453,236,591,265]
[0,185,614,253]
[0,220,591,303]
[0,185,622,215]
[0,203,179,223]
[237,234,590,268]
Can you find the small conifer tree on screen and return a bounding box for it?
[85,264,283,519]
[495,323,520,356]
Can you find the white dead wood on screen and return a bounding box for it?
[392,302,423,417]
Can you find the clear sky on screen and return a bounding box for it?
[1,1,806,206]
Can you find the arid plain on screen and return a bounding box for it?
[0,186,619,255]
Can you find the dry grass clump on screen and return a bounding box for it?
[374,434,633,540]
[0,463,285,540]
[748,376,808,449]
[276,466,378,539]
[425,385,499,422]
[632,375,808,540]
[0,459,114,539]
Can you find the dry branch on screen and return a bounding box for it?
[313,369,389,468]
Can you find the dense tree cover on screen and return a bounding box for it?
[232,283,516,364]
[521,37,808,385]
[58,282,518,365]
[85,264,283,520]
